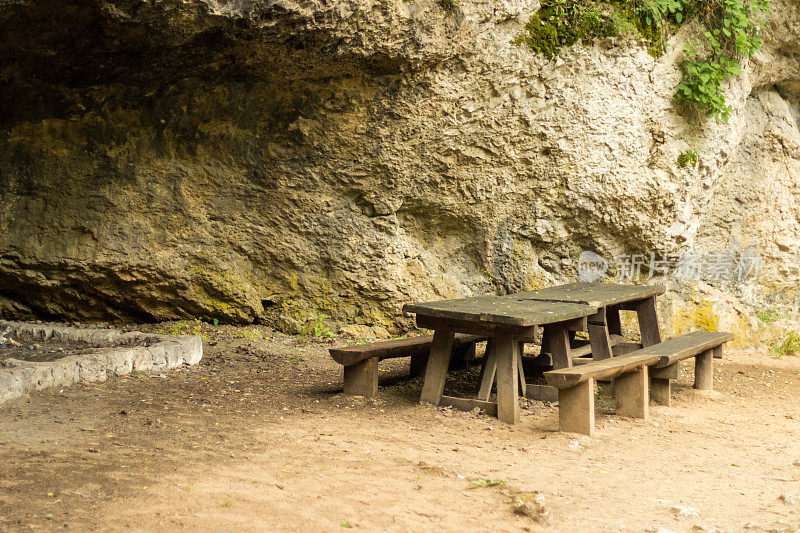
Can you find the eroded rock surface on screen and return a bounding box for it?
[0,0,798,332]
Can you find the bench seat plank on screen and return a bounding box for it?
[634,330,734,368]
[330,333,484,367]
[544,352,661,389]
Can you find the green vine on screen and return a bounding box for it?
[513,0,771,123]
[674,0,770,123]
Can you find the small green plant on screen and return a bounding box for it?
[288,355,303,364]
[340,522,354,528]
[772,331,800,358]
[301,311,334,339]
[677,148,699,167]
[212,318,219,327]
[220,499,232,508]
[755,309,782,324]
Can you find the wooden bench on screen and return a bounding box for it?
[637,330,733,406]
[330,334,485,397]
[545,352,660,436]
[544,330,733,435]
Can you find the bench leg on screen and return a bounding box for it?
[713,345,723,359]
[419,328,455,405]
[694,349,714,390]
[650,363,679,406]
[650,378,671,406]
[409,353,427,378]
[558,378,595,436]
[477,339,497,401]
[614,366,649,419]
[343,357,379,397]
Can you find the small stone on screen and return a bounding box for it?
[510,492,549,524]
[793,459,800,467]
[671,504,700,517]
[778,494,798,506]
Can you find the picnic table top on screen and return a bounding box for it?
[516,282,665,308]
[402,296,598,327]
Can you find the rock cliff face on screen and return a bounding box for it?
[0,0,798,333]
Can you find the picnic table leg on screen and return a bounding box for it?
[517,343,527,397]
[477,338,497,401]
[419,328,456,405]
[547,324,573,369]
[635,296,662,347]
[588,324,613,360]
[495,337,520,424]
[587,307,613,360]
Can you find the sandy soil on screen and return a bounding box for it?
[1,323,799,532]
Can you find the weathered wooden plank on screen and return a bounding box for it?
[440,395,498,417]
[517,282,665,308]
[544,352,661,389]
[330,333,484,366]
[404,297,597,327]
[416,315,538,338]
[634,331,733,368]
[419,329,455,405]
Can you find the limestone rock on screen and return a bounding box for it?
[0,0,797,331]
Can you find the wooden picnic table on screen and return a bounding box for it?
[402,282,666,425]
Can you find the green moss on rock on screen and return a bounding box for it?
[513,0,679,59]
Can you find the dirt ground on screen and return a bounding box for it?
[1,323,799,532]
